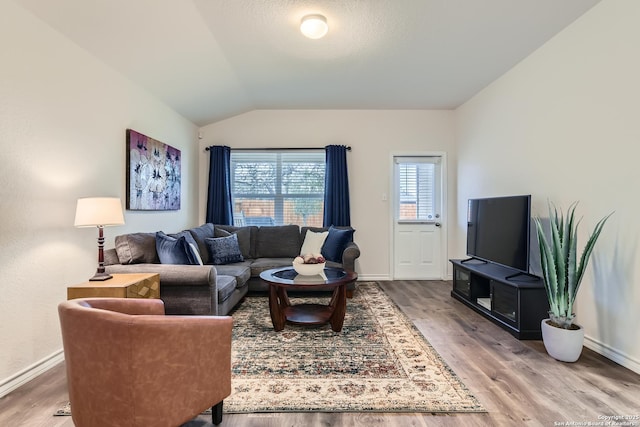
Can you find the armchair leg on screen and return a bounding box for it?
[212,401,223,425]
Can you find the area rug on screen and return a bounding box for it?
[56,282,484,415]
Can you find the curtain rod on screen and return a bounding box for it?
[205,146,351,152]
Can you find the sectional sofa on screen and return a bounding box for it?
[104,223,360,316]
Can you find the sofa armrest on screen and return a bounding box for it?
[342,241,361,272]
[105,264,217,288]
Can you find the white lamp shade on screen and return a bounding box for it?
[74,197,125,227]
[300,14,328,39]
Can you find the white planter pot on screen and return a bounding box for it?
[541,319,585,362]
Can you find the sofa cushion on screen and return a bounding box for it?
[249,258,295,277]
[115,232,159,264]
[255,225,301,258]
[300,229,329,256]
[185,223,214,264]
[214,226,255,259]
[321,226,355,263]
[216,275,238,303]
[213,262,251,288]
[205,234,244,265]
[156,232,201,265]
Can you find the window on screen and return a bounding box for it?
[230,150,325,226]
[395,157,438,221]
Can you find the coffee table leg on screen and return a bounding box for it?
[277,287,291,307]
[329,284,347,332]
[269,285,285,331]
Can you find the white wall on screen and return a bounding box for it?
[455,0,640,372]
[198,110,456,280]
[0,2,199,393]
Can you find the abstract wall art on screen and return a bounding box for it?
[126,129,181,211]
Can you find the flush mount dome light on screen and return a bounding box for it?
[300,14,328,39]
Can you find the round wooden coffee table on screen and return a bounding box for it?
[259,267,357,332]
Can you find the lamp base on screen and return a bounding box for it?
[89,272,113,281]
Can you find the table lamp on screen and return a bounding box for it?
[74,197,125,281]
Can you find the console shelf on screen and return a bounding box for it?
[450,259,549,340]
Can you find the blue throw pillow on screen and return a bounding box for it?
[169,230,203,264]
[321,226,355,263]
[156,231,200,265]
[205,234,244,265]
[169,230,200,251]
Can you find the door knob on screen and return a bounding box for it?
[435,222,441,227]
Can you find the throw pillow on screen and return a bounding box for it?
[214,228,231,237]
[185,223,215,264]
[214,226,254,259]
[321,226,355,263]
[169,230,203,264]
[155,232,201,265]
[300,230,329,256]
[205,234,244,265]
[115,232,159,264]
[188,243,204,266]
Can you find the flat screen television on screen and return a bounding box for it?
[466,195,531,273]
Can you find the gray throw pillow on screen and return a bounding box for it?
[115,232,159,264]
[205,234,244,265]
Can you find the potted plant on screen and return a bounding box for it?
[533,201,612,362]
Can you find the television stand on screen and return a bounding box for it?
[505,271,540,281]
[450,259,549,339]
[460,257,487,265]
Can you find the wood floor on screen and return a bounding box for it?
[2,280,639,427]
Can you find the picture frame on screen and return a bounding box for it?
[126,129,181,211]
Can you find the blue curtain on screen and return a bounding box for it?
[323,145,351,226]
[206,145,233,225]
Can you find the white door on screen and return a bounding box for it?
[392,156,444,279]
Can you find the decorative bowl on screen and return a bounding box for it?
[292,262,326,276]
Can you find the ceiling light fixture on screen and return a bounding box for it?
[300,14,328,39]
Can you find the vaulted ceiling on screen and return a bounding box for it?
[18,0,601,126]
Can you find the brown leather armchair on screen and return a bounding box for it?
[58,298,232,426]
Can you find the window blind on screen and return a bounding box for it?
[395,156,439,221]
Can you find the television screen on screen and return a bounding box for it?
[466,195,531,272]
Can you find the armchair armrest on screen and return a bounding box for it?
[79,297,165,315]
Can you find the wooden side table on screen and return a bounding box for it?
[67,273,160,300]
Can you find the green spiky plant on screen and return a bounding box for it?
[533,202,612,329]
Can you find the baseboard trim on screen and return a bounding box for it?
[584,335,640,374]
[0,349,64,398]
[357,274,391,282]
